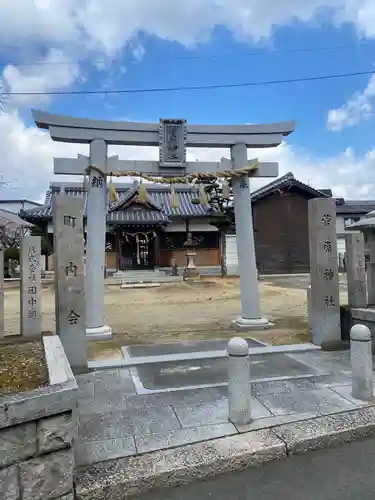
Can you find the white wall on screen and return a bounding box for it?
[337,236,346,255]
[336,214,361,257]
[165,219,218,232]
[336,216,346,235]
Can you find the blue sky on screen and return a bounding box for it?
[1,1,375,201]
[43,22,374,157]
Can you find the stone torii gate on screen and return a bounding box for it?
[32,110,295,338]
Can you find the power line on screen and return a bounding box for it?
[2,69,374,96]
[0,42,365,68]
[172,42,363,60]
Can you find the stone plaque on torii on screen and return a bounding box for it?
[33,109,295,336]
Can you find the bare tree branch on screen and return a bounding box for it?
[0,222,28,249]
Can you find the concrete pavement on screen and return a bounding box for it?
[135,436,375,500]
[75,347,375,499]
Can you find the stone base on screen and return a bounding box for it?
[85,325,112,340]
[232,316,274,331]
[183,268,200,279]
[320,340,350,351]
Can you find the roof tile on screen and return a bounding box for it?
[20,183,209,223]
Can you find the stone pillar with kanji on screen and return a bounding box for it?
[52,194,87,372]
[308,198,341,347]
[346,232,367,308]
[20,235,41,338]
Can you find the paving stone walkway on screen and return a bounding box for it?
[75,349,375,468]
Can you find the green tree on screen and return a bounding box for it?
[193,178,234,277]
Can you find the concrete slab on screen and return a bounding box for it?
[121,342,320,368]
[272,407,375,455]
[75,429,286,499]
[78,386,226,415]
[78,412,135,442]
[73,348,375,493]
[127,338,262,358]
[76,369,136,396]
[329,384,375,406]
[235,412,319,433]
[75,407,375,499]
[257,387,355,417]
[135,423,237,455]
[75,436,136,466]
[132,353,321,392]
[78,406,181,442]
[173,398,272,428]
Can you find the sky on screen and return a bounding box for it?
[1,0,375,203]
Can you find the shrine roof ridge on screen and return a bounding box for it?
[49,181,200,192]
[19,182,210,223]
[251,172,329,202]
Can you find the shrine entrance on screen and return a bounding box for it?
[33,109,295,336]
[119,234,155,270]
[115,229,158,271]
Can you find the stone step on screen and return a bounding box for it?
[113,270,167,279]
[120,283,162,289]
[121,275,183,284]
[161,266,222,276]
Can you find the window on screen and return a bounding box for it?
[344,216,360,227]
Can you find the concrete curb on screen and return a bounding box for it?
[75,405,375,499]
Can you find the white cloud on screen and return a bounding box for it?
[187,142,375,199]
[1,1,375,61]
[1,1,375,203]
[327,74,375,131]
[0,110,373,204]
[2,50,81,108]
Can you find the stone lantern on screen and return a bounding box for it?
[183,232,200,279]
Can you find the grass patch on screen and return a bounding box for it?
[0,341,49,396]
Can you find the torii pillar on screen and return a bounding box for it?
[85,140,112,338]
[32,110,295,334]
[231,144,268,329]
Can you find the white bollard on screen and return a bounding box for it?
[227,337,251,425]
[350,324,374,401]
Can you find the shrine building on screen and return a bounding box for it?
[19,180,221,273]
[19,172,339,275]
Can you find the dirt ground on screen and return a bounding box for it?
[3,278,314,359]
[0,341,49,395]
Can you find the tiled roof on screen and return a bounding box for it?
[20,182,209,224]
[251,172,328,202]
[319,189,333,197]
[108,209,170,224]
[347,208,375,229]
[335,200,375,215]
[109,185,163,212]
